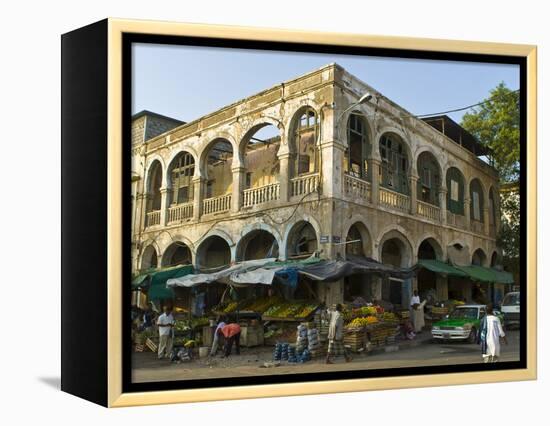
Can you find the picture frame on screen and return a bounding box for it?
[61,18,537,407]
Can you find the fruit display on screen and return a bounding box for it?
[239,296,282,313]
[347,316,378,328]
[263,301,320,320]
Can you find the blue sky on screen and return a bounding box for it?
[132,43,519,125]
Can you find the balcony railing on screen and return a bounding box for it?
[243,183,280,208]
[167,202,193,223]
[203,194,232,215]
[344,174,371,203]
[446,211,466,229]
[291,173,319,197]
[471,219,484,234]
[417,200,441,221]
[379,187,410,213]
[145,210,161,227]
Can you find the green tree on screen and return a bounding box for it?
[461,83,520,277]
[461,82,520,183]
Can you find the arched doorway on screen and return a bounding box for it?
[380,233,412,307]
[286,221,318,259]
[472,248,487,266]
[291,107,319,177]
[417,151,441,206]
[145,160,163,227]
[202,139,233,214]
[345,112,371,180]
[446,167,466,224]
[379,133,410,195]
[161,242,192,267]
[167,151,195,222]
[417,238,441,302]
[141,244,158,270]
[241,124,280,207]
[344,222,373,301]
[196,235,231,269]
[237,230,279,261]
[470,178,485,224]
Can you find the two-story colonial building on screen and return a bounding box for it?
[131,63,503,308]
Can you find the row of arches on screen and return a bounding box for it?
[140,218,499,273]
[143,105,499,228]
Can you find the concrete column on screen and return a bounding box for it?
[438,186,448,224]
[368,158,381,205]
[159,187,170,226]
[436,275,448,301]
[483,207,490,235]
[409,174,419,216]
[135,192,148,233]
[192,176,205,221]
[320,141,345,198]
[278,153,291,202]
[464,197,471,229]
[231,166,245,213]
[371,276,383,301]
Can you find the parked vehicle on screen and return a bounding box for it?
[501,292,520,328]
[431,304,487,343]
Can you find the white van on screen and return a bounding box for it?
[501,292,520,328]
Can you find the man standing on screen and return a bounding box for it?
[480,304,507,363]
[210,317,227,357]
[221,323,241,357]
[156,306,175,359]
[410,289,424,332]
[326,304,351,364]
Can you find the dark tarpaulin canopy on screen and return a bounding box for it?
[298,255,416,282]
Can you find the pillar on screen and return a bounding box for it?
[464,197,471,229]
[192,176,205,221]
[438,186,447,224]
[409,174,418,216]
[278,152,291,202]
[368,157,380,205]
[231,166,245,213]
[159,187,170,226]
[436,275,448,301]
[483,207,490,235]
[371,276,383,301]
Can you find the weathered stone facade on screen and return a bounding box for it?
[131,63,502,308]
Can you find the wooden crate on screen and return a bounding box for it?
[240,325,264,347]
[145,338,158,352]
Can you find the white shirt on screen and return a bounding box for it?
[157,313,175,336]
[410,295,420,307]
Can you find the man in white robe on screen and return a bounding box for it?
[482,304,507,363]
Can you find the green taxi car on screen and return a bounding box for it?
[431,304,489,343]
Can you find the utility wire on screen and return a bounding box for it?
[415,89,520,118]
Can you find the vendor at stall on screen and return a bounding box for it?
[221,323,241,357]
[210,317,227,357]
[326,304,352,364]
[410,290,426,333]
[156,306,175,359]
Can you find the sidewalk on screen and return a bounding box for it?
[367,330,433,356]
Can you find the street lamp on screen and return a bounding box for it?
[335,92,374,128]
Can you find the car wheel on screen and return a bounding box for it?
[467,328,477,344]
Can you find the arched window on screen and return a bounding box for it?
[417,151,441,206]
[169,152,194,205]
[446,167,465,215]
[489,187,497,226]
[146,160,163,212]
[470,179,485,222]
[379,133,409,194]
[293,107,319,176]
[345,113,370,179]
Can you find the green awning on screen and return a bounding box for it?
[417,259,468,277]
[454,265,514,284]
[417,260,514,284]
[132,273,150,288]
[263,257,323,268]
[136,265,194,300]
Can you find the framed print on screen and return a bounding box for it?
[61,18,537,407]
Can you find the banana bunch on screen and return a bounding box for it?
[347,316,378,328]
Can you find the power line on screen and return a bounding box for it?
[415,89,520,118]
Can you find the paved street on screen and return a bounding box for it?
[131,330,520,383]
